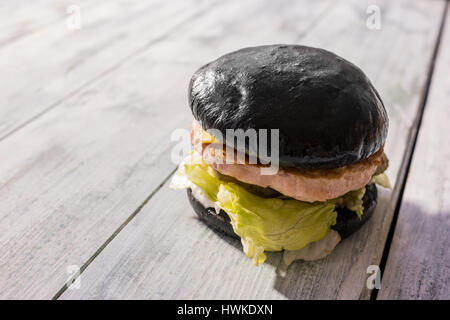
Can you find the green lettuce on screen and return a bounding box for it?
[171,153,391,265]
[334,173,392,219]
[337,187,366,218]
[173,153,337,265]
[371,172,392,189]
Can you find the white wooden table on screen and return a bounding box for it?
[1,0,449,300]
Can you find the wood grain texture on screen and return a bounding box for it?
[0,0,218,140]
[0,0,332,299]
[0,0,220,299]
[59,0,446,300]
[0,0,99,48]
[377,6,450,300]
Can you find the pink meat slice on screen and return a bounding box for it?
[191,120,383,202]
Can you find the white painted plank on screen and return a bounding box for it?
[0,0,218,139]
[378,6,450,300]
[0,1,100,47]
[0,0,332,299]
[60,0,446,299]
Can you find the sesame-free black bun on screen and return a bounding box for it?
[187,183,378,243]
[189,45,388,169]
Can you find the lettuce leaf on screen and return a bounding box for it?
[172,153,337,265]
[333,172,391,219]
[171,153,391,265]
[335,187,366,218]
[371,172,392,189]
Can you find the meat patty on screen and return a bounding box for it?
[190,120,383,202]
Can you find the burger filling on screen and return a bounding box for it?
[171,149,390,265]
[191,120,385,202]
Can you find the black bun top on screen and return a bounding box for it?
[189,45,388,169]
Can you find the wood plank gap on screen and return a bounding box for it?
[0,0,221,144]
[370,0,449,301]
[52,167,177,300]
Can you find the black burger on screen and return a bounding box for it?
[171,45,390,265]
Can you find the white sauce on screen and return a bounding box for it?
[189,184,222,214]
[169,153,222,214]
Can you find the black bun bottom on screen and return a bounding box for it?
[187,184,377,243]
[331,183,377,239]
